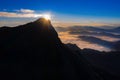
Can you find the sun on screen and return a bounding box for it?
[34,14,51,20]
[43,14,51,20]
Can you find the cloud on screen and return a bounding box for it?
[0,9,42,18]
[0,12,36,18]
[16,9,35,13]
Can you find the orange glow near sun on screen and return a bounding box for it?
[43,14,51,20]
[34,14,51,20]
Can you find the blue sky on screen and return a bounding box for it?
[0,0,120,27]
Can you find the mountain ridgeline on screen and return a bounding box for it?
[0,18,120,80]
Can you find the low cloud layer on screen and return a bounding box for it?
[56,26,120,51]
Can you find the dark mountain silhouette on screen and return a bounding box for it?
[81,49,120,78]
[113,41,120,51]
[0,18,120,80]
[115,27,120,31]
[113,27,120,30]
[111,27,120,33]
[66,44,120,80]
[0,18,102,80]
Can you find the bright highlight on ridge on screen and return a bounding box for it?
[34,14,51,20]
[43,14,51,20]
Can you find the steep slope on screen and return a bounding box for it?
[0,18,100,80]
[67,44,120,80]
[81,49,120,80]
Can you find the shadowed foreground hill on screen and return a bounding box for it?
[0,18,118,80]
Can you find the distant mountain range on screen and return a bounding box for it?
[0,18,120,80]
[56,26,120,34]
[79,36,113,48]
[56,26,120,51]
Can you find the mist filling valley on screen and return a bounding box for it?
[55,26,120,51]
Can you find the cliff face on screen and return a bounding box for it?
[0,18,101,80]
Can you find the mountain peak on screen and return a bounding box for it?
[34,18,51,25]
[32,18,58,39]
[0,18,101,80]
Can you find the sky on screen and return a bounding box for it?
[0,0,120,27]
